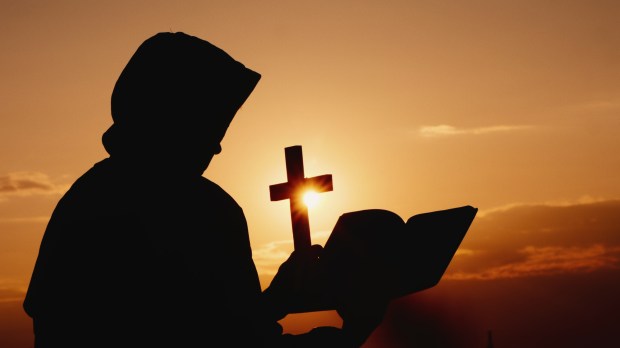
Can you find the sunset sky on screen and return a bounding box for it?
[1,1,619,346]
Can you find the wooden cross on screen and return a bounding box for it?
[270,145,333,252]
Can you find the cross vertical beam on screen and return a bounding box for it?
[270,145,333,252]
[285,146,310,251]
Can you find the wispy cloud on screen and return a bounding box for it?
[447,244,620,280]
[454,248,476,257]
[565,98,620,113]
[0,216,50,224]
[445,199,620,280]
[418,124,532,137]
[253,240,294,275]
[476,195,611,218]
[0,278,27,303]
[0,171,68,201]
[253,230,331,276]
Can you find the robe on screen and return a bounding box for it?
[24,157,284,347]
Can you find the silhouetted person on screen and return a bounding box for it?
[23,32,386,347]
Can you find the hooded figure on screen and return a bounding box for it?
[22,31,274,347]
[23,32,382,348]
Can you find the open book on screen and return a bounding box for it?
[290,205,478,313]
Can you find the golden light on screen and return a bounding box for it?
[302,190,320,208]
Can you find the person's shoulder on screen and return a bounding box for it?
[42,159,115,220]
[57,159,109,194]
[194,176,241,209]
[195,176,229,195]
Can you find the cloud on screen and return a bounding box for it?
[445,199,620,280]
[0,216,50,224]
[565,97,620,113]
[447,244,620,280]
[253,230,331,276]
[0,278,27,303]
[418,124,532,137]
[476,195,611,218]
[0,172,67,201]
[253,240,294,275]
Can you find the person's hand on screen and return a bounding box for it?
[263,244,323,320]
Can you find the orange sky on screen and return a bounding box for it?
[1,1,619,347]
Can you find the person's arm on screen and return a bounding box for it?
[262,245,363,347]
[264,244,389,347]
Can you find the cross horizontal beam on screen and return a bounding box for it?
[269,174,333,201]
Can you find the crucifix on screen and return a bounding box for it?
[270,145,333,252]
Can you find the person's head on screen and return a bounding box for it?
[103,32,261,175]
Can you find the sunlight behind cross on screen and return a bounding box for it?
[302,190,320,208]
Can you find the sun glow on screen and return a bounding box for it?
[303,190,320,208]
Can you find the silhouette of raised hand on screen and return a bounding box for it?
[263,244,324,320]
